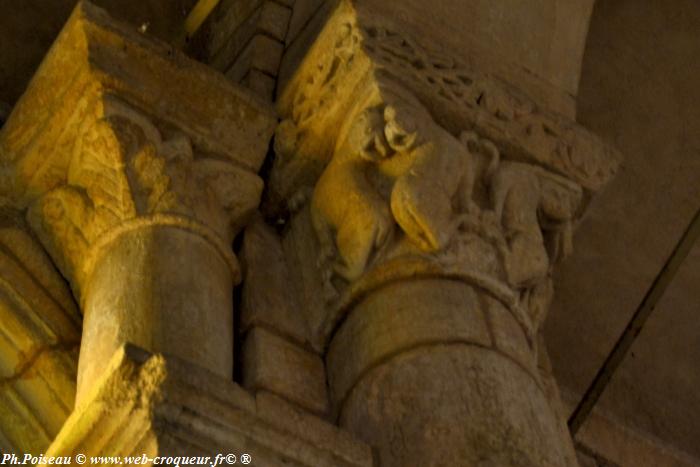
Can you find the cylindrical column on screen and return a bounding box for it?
[327,279,578,467]
[76,224,234,404]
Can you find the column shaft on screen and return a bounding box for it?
[328,279,577,466]
[77,225,234,403]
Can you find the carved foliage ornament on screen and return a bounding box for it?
[28,98,262,299]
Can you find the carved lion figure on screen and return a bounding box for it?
[310,107,394,281]
[380,100,487,253]
[490,162,582,287]
[310,94,497,282]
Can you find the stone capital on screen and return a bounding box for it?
[0,1,278,402]
[269,0,619,206]
[0,1,276,300]
[267,0,621,350]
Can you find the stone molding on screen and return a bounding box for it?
[41,344,373,467]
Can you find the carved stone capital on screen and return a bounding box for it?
[0,1,276,301]
[269,0,619,207]
[0,1,277,400]
[267,0,620,350]
[25,97,262,301]
[265,5,619,465]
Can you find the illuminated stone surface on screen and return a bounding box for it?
[0,1,275,406]
[10,0,698,465]
[0,204,80,454]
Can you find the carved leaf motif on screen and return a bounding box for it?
[131,143,174,214]
[27,187,92,294]
[292,22,360,127]
[68,118,137,227]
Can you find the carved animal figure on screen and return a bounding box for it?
[311,96,501,282]
[310,107,393,281]
[490,162,582,287]
[380,101,481,252]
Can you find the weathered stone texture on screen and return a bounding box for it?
[243,328,328,415]
[76,226,235,402]
[285,0,324,47]
[327,279,492,409]
[243,69,278,101]
[341,345,578,467]
[193,0,292,100]
[225,34,285,82]
[241,216,310,345]
[42,345,372,467]
[241,217,329,415]
[577,450,600,467]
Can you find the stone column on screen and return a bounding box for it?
[0,1,276,404]
[267,2,620,466]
